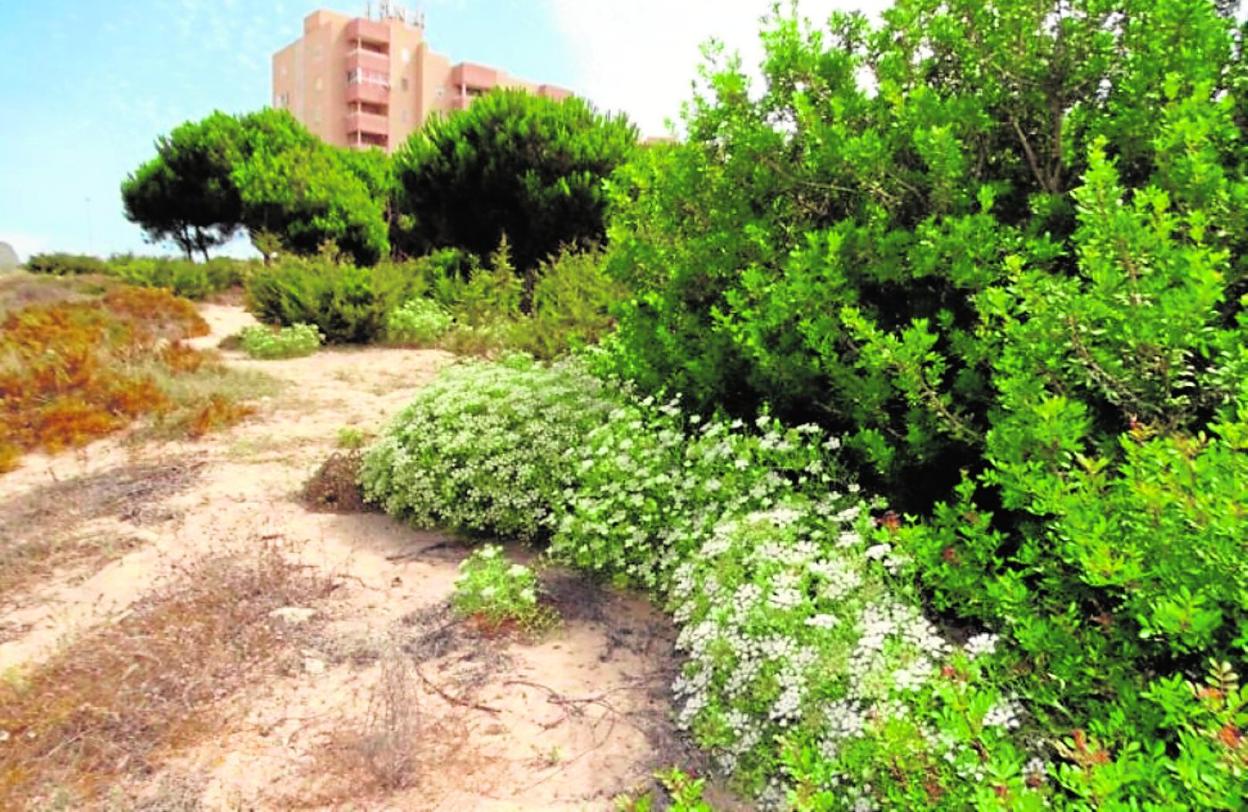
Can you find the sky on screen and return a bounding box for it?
[0,0,885,261]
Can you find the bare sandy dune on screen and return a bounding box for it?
[0,304,716,810]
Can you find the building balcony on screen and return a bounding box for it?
[450,62,498,91]
[347,49,390,75]
[346,111,389,136]
[346,18,390,46]
[346,81,389,105]
[448,92,471,111]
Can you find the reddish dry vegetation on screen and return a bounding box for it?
[0,545,332,808]
[0,287,250,471]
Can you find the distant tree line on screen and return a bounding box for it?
[121,91,638,270]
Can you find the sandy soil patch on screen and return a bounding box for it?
[0,303,723,810]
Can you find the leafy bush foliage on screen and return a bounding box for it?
[507,247,623,359]
[385,298,452,346]
[452,544,554,632]
[244,254,421,344]
[393,88,637,270]
[25,253,109,276]
[107,256,254,299]
[553,405,846,591]
[238,323,322,359]
[26,253,254,300]
[360,356,617,540]
[593,0,1248,807]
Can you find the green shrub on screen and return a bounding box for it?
[244,254,420,343]
[238,323,322,359]
[451,544,555,632]
[25,253,109,276]
[24,253,252,299]
[595,1,1248,807]
[386,298,452,345]
[507,247,623,359]
[360,355,617,539]
[107,256,253,299]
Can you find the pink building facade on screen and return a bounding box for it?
[272,6,573,151]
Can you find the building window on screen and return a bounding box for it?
[315,76,323,91]
[401,78,409,91]
[401,48,411,64]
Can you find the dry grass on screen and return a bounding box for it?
[0,543,332,809]
[0,284,263,472]
[0,271,105,319]
[290,639,471,809]
[358,641,423,790]
[0,457,205,597]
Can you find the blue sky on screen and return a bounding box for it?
[0,0,876,260]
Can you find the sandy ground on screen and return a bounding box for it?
[0,304,709,811]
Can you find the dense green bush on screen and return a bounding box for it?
[108,256,254,299]
[237,322,322,359]
[26,253,253,299]
[244,254,421,343]
[553,404,846,590]
[507,247,623,359]
[25,253,109,276]
[359,356,617,539]
[393,88,638,270]
[596,0,1248,806]
[602,0,1245,503]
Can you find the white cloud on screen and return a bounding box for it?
[545,0,889,136]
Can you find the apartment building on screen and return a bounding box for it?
[272,4,573,151]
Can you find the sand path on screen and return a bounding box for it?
[0,304,702,810]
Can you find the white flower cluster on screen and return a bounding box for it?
[963,632,998,659]
[360,357,616,539]
[983,698,1025,730]
[668,498,959,807]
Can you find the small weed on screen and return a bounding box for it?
[238,323,323,359]
[613,767,715,812]
[336,426,369,449]
[452,545,558,636]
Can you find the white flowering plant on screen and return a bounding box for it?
[386,297,453,345]
[359,355,617,539]
[238,322,323,359]
[777,628,1052,810]
[553,400,847,591]
[452,544,555,632]
[363,357,1057,807]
